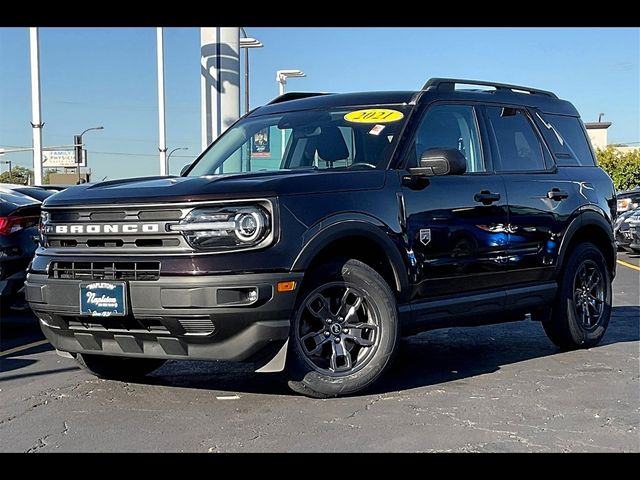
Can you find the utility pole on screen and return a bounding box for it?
[29,27,43,185]
[157,27,168,175]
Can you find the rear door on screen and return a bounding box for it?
[482,105,581,286]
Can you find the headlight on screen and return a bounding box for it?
[617,198,631,212]
[170,205,271,250]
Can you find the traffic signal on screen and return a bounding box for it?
[74,135,82,168]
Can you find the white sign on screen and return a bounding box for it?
[43,149,87,168]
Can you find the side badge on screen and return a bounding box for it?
[419,228,431,246]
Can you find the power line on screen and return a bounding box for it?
[91,150,192,159]
[1,146,193,159]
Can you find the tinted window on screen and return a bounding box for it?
[411,104,484,173]
[486,107,546,172]
[533,113,595,166]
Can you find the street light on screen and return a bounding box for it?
[0,159,12,183]
[239,36,263,116]
[276,70,306,154]
[276,69,306,96]
[167,147,188,174]
[75,126,104,184]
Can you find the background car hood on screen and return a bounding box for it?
[43,169,386,207]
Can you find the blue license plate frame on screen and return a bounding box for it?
[79,281,127,317]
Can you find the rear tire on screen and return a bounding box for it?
[543,242,612,349]
[74,353,166,381]
[286,259,399,398]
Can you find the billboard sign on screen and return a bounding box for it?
[43,149,87,167]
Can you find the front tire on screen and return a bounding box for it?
[543,242,612,349]
[74,353,166,381]
[286,259,399,398]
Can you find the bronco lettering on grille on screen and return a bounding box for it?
[46,224,161,234]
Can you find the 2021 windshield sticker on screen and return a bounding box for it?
[344,109,404,123]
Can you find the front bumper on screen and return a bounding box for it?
[26,271,303,364]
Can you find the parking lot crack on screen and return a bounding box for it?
[26,434,50,453]
[328,396,384,424]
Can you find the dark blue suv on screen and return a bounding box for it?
[27,78,616,397]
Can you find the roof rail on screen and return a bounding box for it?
[267,92,333,105]
[422,78,558,99]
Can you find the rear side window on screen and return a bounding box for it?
[533,112,596,166]
[485,106,546,172]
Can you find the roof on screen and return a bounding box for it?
[252,91,417,117]
[251,86,579,117]
[584,122,612,130]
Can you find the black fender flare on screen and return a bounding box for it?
[291,214,410,294]
[556,208,615,277]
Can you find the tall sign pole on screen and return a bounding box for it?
[29,27,43,185]
[200,27,240,154]
[157,27,168,175]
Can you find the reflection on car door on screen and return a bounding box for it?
[482,105,580,286]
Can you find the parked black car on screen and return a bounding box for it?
[615,208,638,251]
[0,190,50,310]
[0,183,65,202]
[27,78,616,397]
[627,209,640,253]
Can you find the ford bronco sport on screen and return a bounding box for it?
[27,78,616,397]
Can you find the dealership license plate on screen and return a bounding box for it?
[80,282,127,317]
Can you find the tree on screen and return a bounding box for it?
[43,168,57,185]
[0,166,34,185]
[596,147,640,191]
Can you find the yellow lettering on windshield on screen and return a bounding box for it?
[344,109,404,124]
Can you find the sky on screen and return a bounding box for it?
[0,27,638,181]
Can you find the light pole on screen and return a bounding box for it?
[29,27,43,185]
[157,27,168,176]
[276,69,305,96]
[0,159,12,183]
[75,126,103,184]
[239,36,263,116]
[167,147,188,174]
[275,69,305,155]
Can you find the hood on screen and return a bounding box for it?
[43,169,386,207]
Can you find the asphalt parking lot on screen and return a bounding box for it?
[1,253,638,452]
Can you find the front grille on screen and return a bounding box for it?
[43,206,190,253]
[46,237,181,249]
[49,261,160,281]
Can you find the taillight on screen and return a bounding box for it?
[0,216,39,235]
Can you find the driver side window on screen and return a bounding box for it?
[410,104,485,173]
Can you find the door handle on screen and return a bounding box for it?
[474,191,501,204]
[547,188,569,201]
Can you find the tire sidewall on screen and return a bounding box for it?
[287,259,398,397]
[559,243,612,347]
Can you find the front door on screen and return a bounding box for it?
[400,103,510,301]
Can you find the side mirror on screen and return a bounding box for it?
[410,148,467,176]
[180,163,193,176]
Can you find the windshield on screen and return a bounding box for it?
[187,106,410,176]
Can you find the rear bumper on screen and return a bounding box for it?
[26,271,303,364]
[0,257,29,298]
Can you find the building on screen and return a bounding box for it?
[585,121,612,150]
